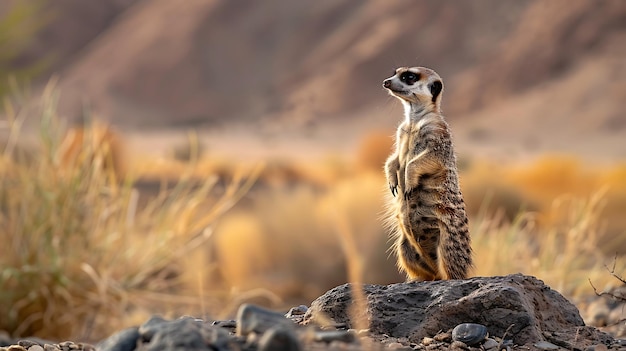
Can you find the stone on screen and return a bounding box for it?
[450,340,469,350]
[451,323,487,345]
[313,330,356,343]
[118,316,234,351]
[482,338,499,350]
[96,327,139,351]
[27,347,43,351]
[210,320,236,329]
[585,344,608,351]
[237,304,295,336]
[285,305,308,318]
[422,337,434,346]
[16,342,38,349]
[258,326,301,351]
[432,332,451,343]
[303,274,607,345]
[533,341,559,350]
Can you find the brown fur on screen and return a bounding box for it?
[382,67,472,280]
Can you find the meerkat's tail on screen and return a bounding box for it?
[437,222,473,280]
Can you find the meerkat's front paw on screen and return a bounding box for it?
[390,182,398,197]
[403,179,417,200]
[403,187,413,200]
[385,156,400,197]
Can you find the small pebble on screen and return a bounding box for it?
[433,332,451,342]
[17,342,39,349]
[450,340,469,350]
[586,344,608,351]
[422,337,434,346]
[212,319,237,328]
[7,346,27,351]
[482,338,499,350]
[27,347,44,351]
[285,305,308,318]
[534,341,559,350]
[43,345,58,351]
[452,323,488,346]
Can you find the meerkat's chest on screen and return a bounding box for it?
[396,125,422,164]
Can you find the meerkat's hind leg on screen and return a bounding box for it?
[397,236,438,281]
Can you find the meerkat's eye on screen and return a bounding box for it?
[400,72,420,85]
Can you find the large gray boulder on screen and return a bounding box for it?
[303,274,613,346]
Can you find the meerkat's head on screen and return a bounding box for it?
[382,67,443,113]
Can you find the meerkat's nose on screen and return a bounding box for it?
[383,79,392,88]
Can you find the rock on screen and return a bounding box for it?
[451,323,487,345]
[482,338,499,350]
[210,320,236,329]
[285,305,308,318]
[258,326,301,351]
[4,340,100,351]
[303,274,609,346]
[237,304,295,336]
[130,316,234,351]
[0,331,11,347]
[533,341,559,350]
[16,342,39,349]
[313,330,356,343]
[450,340,469,350]
[422,337,435,346]
[586,344,608,351]
[432,332,451,343]
[96,327,139,351]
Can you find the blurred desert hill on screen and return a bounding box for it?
[4,0,626,161]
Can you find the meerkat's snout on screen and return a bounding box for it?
[382,79,392,89]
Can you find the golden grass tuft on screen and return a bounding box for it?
[0,87,245,341]
[57,120,126,180]
[472,189,625,297]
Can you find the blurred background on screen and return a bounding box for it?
[1,0,625,342]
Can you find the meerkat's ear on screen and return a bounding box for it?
[429,81,443,102]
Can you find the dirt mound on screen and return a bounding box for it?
[305,274,614,348]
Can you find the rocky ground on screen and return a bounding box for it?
[1,274,625,351]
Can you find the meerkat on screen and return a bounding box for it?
[382,66,472,281]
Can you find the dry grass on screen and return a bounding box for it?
[0,87,250,341]
[1,99,625,342]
